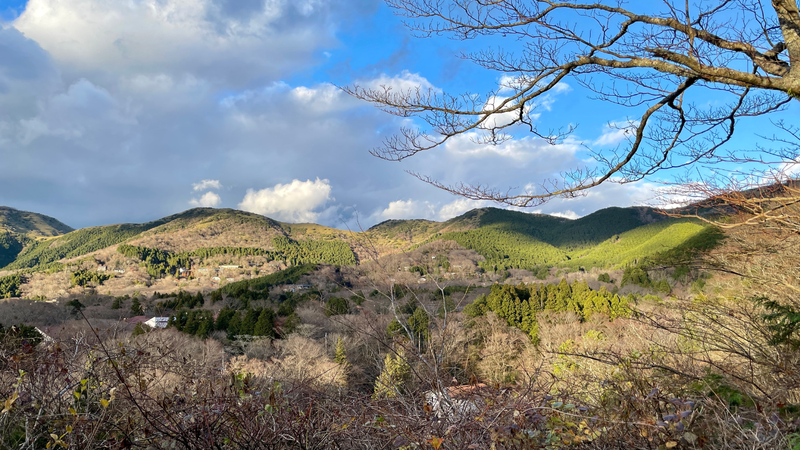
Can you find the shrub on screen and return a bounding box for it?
[621,266,651,288]
[325,297,349,316]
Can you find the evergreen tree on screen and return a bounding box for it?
[325,297,350,316]
[183,311,200,335]
[226,312,242,340]
[373,348,411,399]
[130,297,142,316]
[334,336,348,365]
[111,297,122,310]
[215,306,236,331]
[132,322,148,336]
[196,313,214,338]
[240,308,260,336]
[193,292,205,308]
[407,307,430,347]
[254,308,275,337]
[554,278,572,312]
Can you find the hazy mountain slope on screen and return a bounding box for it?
[0,207,73,237]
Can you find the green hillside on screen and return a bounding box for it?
[0,204,717,275]
[0,206,73,237]
[0,232,28,269]
[4,222,166,271]
[143,208,285,236]
[563,220,711,269]
[397,207,680,272]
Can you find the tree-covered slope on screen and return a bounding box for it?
[2,208,360,271]
[386,207,676,271]
[563,220,712,269]
[0,232,28,269]
[0,204,715,274]
[0,206,73,237]
[3,222,166,270]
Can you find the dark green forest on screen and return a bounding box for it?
[465,279,632,343]
[117,236,353,279]
[272,236,357,266]
[3,223,166,270]
[0,274,23,299]
[0,232,27,268]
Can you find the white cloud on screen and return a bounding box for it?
[444,132,580,162]
[437,198,490,220]
[189,191,221,207]
[238,178,333,223]
[12,0,356,85]
[371,199,436,222]
[480,94,538,130]
[361,70,438,93]
[193,179,222,191]
[549,210,580,220]
[594,120,639,146]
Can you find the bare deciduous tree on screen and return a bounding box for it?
[345,0,800,208]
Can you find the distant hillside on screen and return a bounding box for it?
[0,207,73,268]
[366,206,678,272]
[0,204,718,276]
[1,208,361,271]
[0,207,73,237]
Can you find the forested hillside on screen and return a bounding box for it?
[0,206,73,237]
[0,204,718,284]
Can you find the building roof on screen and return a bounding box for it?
[127,316,150,324]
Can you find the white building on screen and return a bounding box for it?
[144,317,170,329]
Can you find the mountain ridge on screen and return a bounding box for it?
[0,205,703,277]
[0,206,74,237]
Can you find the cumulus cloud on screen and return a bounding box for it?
[371,199,436,222]
[437,198,491,220]
[193,179,222,191]
[239,178,333,223]
[13,0,367,85]
[190,191,222,207]
[0,0,709,232]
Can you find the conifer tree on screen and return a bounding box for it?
[132,322,148,336]
[373,347,410,399]
[193,292,205,308]
[226,312,242,340]
[240,308,260,336]
[130,297,142,315]
[254,308,275,337]
[334,336,348,365]
[215,306,236,331]
[407,307,430,347]
[183,311,200,335]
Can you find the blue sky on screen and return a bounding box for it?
[0,0,796,229]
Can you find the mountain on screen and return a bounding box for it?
[0,207,74,268]
[365,206,687,272]
[0,207,73,237]
[1,208,360,271]
[0,205,717,277]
